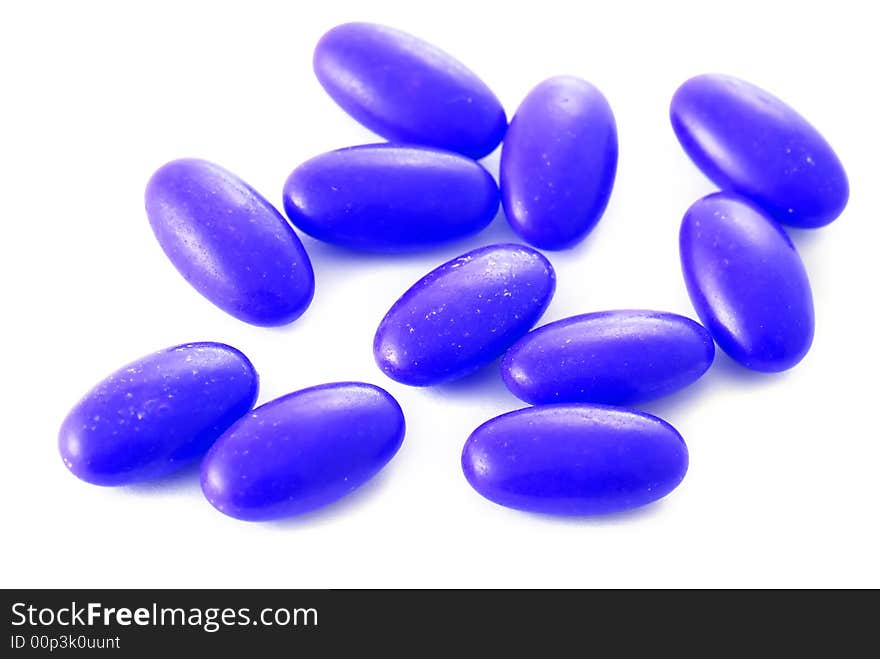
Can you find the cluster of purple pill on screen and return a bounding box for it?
[59,22,849,521]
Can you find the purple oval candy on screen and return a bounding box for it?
[502,310,715,405]
[374,244,556,386]
[145,159,315,326]
[282,144,499,252]
[59,342,258,486]
[680,192,814,372]
[671,73,849,228]
[500,76,618,250]
[462,404,688,516]
[201,382,405,521]
[313,22,507,159]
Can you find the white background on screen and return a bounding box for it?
[2,0,878,588]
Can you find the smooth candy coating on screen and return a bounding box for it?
[500,76,618,250]
[201,382,405,521]
[671,73,849,228]
[282,144,499,252]
[502,310,715,405]
[313,22,506,159]
[59,343,258,486]
[145,159,315,326]
[374,244,556,386]
[462,405,688,516]
[680,192,814,372]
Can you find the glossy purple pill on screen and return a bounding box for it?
[374,244,556,386]
[201,382,405,521]
[313,22,506,159]
[680,192,814,372]
[500,76,618,250]
[502,310,715,405]
[282,144,499,252]
[59,343,258,486]
[671,73,849,228]
[145,159,315,326]
[462,405,688,516]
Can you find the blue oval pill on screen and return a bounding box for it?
[282,144,499,252]
[201,382,405,521]
[313,22,507,159]
[462,404,688,516]
[145,159,315,326]
[500,76,618,249]
[59,342,258,486]
[671,73,849,228]
[374,244,556,386]
[502,310,715,405]
[680,192,814,372]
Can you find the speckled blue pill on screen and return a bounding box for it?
[462,405,688,516]
[201,382,405,521]
[59,343,258,486]
[374,244,556,386]
[282,144,499,252]
[502,310,715,405]
[680,192,814,372]
[501,76,618,250]
[145,159,315,326]
[671,73,849,228]
[313,22,507,159]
